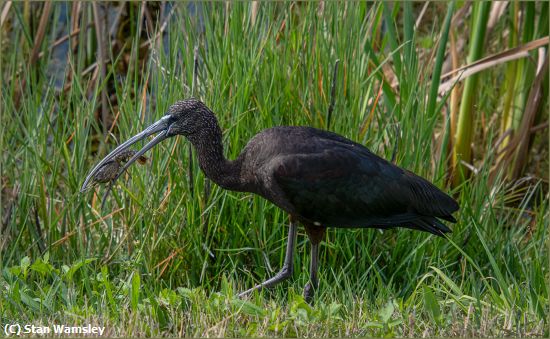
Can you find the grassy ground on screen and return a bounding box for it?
[1,2,548,337]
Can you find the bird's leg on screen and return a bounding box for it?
[238,220,298,298]
[303,225,326,304]
[303,241,319,303]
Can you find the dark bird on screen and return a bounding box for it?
[81,99,459,303]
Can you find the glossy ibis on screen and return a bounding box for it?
[81,99,459,303]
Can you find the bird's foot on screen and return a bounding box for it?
[303,282,316,305]
[237,268,293,299]
[237,287,255,299]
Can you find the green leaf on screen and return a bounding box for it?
[430,266,463,296]
[231,298,266,317]
[328,302,343,320]
[220,275,233,296]
[63,258,97,280]
[268,320,289,332]
[30,258,55,276]
[158,288,178,306]
[388,319,403,328]
[475,225,513,307]
[423,285,441,323]
[426,1,454,117]
[101,266,116,315]
[379,300,395,323]
[131,271,140,311]
[289,295,314,321]
[20,256,30,278]
[9,266,22,277]
[177,287,196,300]
[19,290,40,312]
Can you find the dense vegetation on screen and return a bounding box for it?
[1,2,548,337]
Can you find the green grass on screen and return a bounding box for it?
[1,2,548,337]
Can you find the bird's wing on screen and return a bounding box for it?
[270,143,457,229]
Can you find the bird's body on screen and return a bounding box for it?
[82,99,459,303]
[227,126,457,235]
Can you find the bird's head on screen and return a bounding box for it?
[164,98,218,137]
[80,98,214,192]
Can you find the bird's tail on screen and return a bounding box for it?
[403,216,452,237]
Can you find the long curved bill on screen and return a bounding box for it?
[80,116,172,192]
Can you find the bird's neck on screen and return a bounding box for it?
[187,127,245,191]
